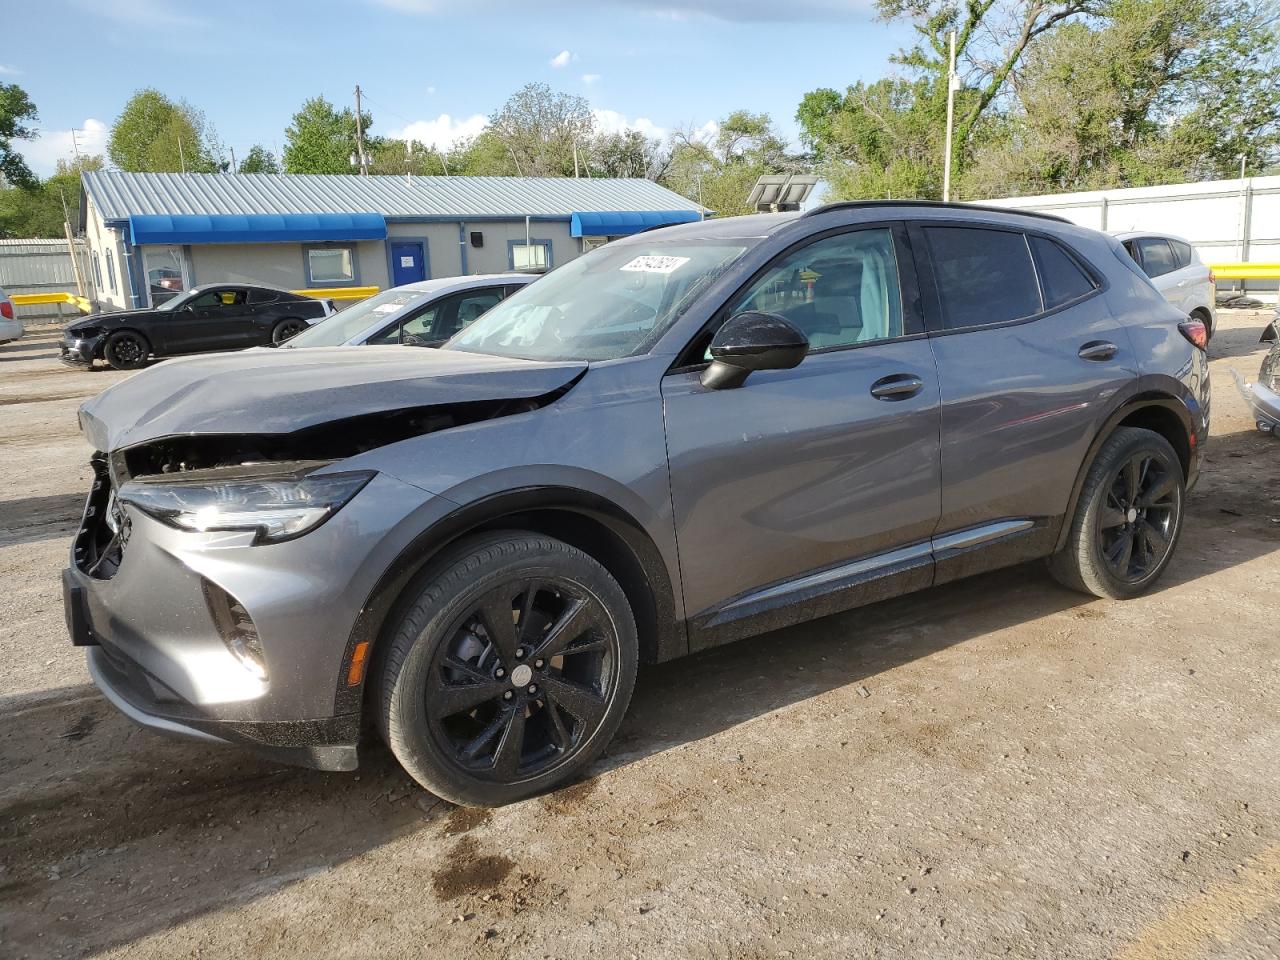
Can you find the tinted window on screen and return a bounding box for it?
[1169,240,1194,269]
[925,227,1041,329]
[1135,237,1177,278]
[436,290,503,339]
[732,228,905,349]
[248,289,280,304]
[1029,236,1096,308]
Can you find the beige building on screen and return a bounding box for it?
[79,171,706,310]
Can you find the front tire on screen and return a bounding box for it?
[1049,427,1185,599]
[102,330,149,370]
[377,532,638,807]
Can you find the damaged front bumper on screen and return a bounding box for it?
[1232,369,1280,435]
[60,333,101,365]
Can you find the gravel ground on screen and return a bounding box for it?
[2,313,1279,959]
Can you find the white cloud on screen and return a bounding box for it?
[0,64,20,76]
[426,85,437,95]
[19,118,109,177]
[591,108,667,141]
[582,73,602,85]
[549,49,575,68]
[393,113,489,151]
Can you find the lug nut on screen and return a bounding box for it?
[528,684,538,695]
[503,691,513,700]
[495,667,506,678]
[534,659,545,669]
[515,648,525,660]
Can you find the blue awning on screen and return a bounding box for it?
[127,212,388,245]
[570,209,702,238]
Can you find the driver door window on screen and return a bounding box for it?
[730,228,905,350]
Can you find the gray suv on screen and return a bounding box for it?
[63,202,1210,806]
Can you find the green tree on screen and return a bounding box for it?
[237,143,279,174]
[487,83,595,176]
[0,82,38,189]
[108,88,221,173]
[586,129,669,179]
[449,131,521,176]
[282,96,371,174]
[664,111,801,215]
[0,155,103,239]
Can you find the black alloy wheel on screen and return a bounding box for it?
[378,532,638,806]
[1097,452,1179,583]
[103,331,148,370]
[426,578,618,782]
[272,318,307,343]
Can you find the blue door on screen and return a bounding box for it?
[390,241,427,286]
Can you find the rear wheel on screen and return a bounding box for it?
[378,532,638,807]
[271,318,307,344]
[102,330,149,370]
[1049,427,1185,599]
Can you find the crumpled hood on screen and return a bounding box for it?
[78,345,587,452]
[67,309,154,334]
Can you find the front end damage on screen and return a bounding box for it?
[1233,326,1280,436]
[64,346,588,769]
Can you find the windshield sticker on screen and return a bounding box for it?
[621,255,690,275]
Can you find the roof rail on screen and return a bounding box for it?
[801,199,1070,224]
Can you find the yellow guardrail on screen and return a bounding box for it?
[11,292,94,313]
[1209,263,1280,280]
[9,287,378,316]
[293,286,379,301]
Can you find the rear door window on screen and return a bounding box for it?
[1029,236,1097,309]
[1135,238,1178,278]
[923,226,1042,329]
[1169,240,1194,269]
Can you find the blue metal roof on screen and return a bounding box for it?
[127,212,388,245]
[570,209,703,237]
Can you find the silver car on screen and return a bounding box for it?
[1116,231,1217,337]
[64,202,1210,806]
[284,274,535,348]
[0,284,22,344]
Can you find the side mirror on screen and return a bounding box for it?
[701,311,809,390]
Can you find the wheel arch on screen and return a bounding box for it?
[101,327,153,361]
[1054,394,1194,553]
[333,486,684,717]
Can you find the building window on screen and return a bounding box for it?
[509,240,552,273]
[105,249,116,292]
[305,243,357,285]
[92,252,103,291]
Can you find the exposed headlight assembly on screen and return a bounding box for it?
[118,470,374,544]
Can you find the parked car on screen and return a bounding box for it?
[60,284,335,370]
[1115,231,1217,337]
[1233,321,1280,434]
[285,274,535,349]
[64,202,1210,806]
[0,284,22,345]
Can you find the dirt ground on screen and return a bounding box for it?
[2,313,1278,960]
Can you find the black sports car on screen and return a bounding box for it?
[60,283,336,370]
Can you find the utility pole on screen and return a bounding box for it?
[573,140,580,178]
[178,134,187,174]
[230,145,237,174]
[942,29,958,202]
[354,84,369,176]
[70,129,81,165]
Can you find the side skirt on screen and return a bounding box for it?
[687,517,1059,653]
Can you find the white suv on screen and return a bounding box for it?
[1115,232,1216,338]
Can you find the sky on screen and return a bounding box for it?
[4,0,917,178]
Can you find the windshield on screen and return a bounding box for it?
[286,288,432,347]
[155,289,197,312]
[444,241,750,361]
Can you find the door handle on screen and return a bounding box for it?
[870,374,924,400]
[1078,341,1118,362]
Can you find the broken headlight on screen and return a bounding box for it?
[118,470,374,544]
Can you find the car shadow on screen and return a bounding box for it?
[1209,316,1272,363]
[2,429,1277,958]
[0,492,87,547]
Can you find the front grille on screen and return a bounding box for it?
[72,455,126,580]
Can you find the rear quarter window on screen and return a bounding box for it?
[1170,240,1194,269]
[1029,236,1097,308]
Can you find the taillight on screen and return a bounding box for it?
[0,300,12,320]
[1179,319,1208,350]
